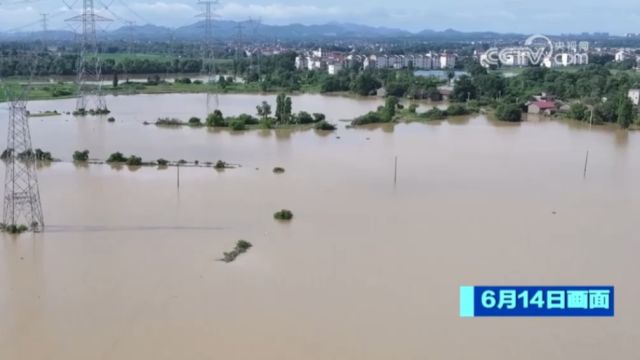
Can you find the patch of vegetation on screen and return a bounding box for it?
[34,149,53,161]
[274,209,294,221]
[73,150,90,162]
[13,149,53,162]
[156,117,183,126]
[420,107,448,120]
[273,167,285,174]
[73,108,110,116]
[222,240,253,263]
[207,110,226,127]
[229,119,247,131]
[215,160,227,169]
[157,158,169,166]
[351,96,399,126]
[107,117,116,123]
[446,104,471,116]
[188,117,202,126]
[568,103,589,121]
[315,121,337,131]
[106,152,128,163]
[0,223,29,234]
[29,110,60,118]
[0,149,11,161]
[495,103,523,122]
[126,155,143,166]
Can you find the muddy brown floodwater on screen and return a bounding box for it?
[0,94,639,360]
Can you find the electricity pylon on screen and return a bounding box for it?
[248,17,262,79]
[197,0,219,112]
[233,21,244,79]
[40,13,48,49]
[1,82,45,232]
[66,0,112,113]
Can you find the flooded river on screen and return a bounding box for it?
[0,94,639,360]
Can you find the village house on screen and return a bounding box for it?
[628,88,640,106]
[527,100,558,115]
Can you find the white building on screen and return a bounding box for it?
[628,89,640,106]
[439,53,456,69]
[363,56,373,69]
[295,56,307,70]
[377,55,389,69]
[615,50,631,62]
[327,62,343,75]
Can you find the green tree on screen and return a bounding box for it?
[617,97,634,128]
[453,75,477,102]
[381,96,399,121]
[275,93,285,121]
[568,103,589,121]
[447,70,455,85]
[296,111,314,124]
[256,101,272,120]
[112,72,119,88]
[207,110,226,127]
[73,150,89,162]
[351,72,381,96]
[495,103,522,122]
[284,96,293,123]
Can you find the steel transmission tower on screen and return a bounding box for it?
[197,0,219,111]
[2,87,45,232]
[66,0,112,113]
[248,17,262,79]
[40,13,49,49]
[233,22,244,79]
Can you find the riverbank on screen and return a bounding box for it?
[0,78,325,102]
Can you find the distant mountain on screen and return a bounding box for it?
[106,24,173,41]
[172,20,413,40]
[0,21,438,42]
[417,28,524,41]
[1,21,613,43]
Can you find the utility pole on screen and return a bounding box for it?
[584,108,594,179]
[197,0,219,112]
[66,0,112,113]
[394,156,398,185]
[1,81,45,232]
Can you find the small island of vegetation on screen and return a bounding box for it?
[152,93,334,131]
[1,148,55,162]
[222,240,253,263]
[0,223,30,234]
[274,209,294,221]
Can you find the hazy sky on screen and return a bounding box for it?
[1,0,639,34]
